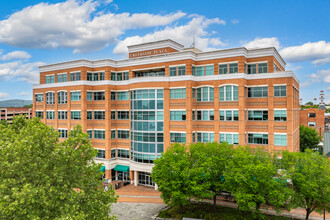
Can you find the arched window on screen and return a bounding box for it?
[195,87,214,102]
[58,91,67,104]
[219,85,238,101]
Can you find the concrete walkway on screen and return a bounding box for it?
[111,202,166,220]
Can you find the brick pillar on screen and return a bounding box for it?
[268,80,274,153]
[214,85,220,142]
[238,79,246,146]
[163,87,170,151]
[186,82,193,145]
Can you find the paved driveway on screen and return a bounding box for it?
[111,202,166,220]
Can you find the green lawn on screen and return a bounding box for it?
[158,203,295,220]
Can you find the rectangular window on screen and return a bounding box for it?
[123,72,129,80]
[196,110,214,121]
[70,92,81,101]
[58,111,67,120]
[117,130,129,139]
[308,122,316,127]
[196,132,214,143]
[70,72,80,81]
[46,92,55,104]
[57,74,67,83]
[35,111,43,119]
[219,64,228,74]
[87,72,93,81]
[94,130,105,139]
[117,111,129,120]
[274,110,287,121]
[46,75,51,84]
[229,63,238,74]
[96,149,105,158]
[247,87,268,98]
[58,129,68,138]
[94,111,105,120]
[87,111,93,120]
[111,92,116,100]
[111,149,116,158]
[71,111,81,120]
[178,66,186,76]
[205,65,214,76]
[196,66,204,76]
[219,110,239,121]
[111,72,116,81]
[247,64,257,74]
[169,67,177,76]
[248,133,268,145]
[170,133,186,143]
[308,113,316,118]
[258,63,268,73]
[46,111,55,119]
[87,92,93,101]
[170,111,186,121]
[118,149,129,159]
[111,111,116,119]
[274,134,287,146]
[192,66,196,76]
[219,133,239,144]
[117,91,129,101]
[87,130,93,139]
[94,92,105,101]
[111,130,116,139]
[170,88,186,99]
[274,86,286,97]
[248,110,268,121]
[35,94,43,102]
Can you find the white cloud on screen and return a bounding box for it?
[0,92,10,100]
[231,19,239,24]
[280,41,330,63]
[243,37,281,49]
[0,0,186,53]
[16,92,28,96]
[113,15,226,55]
[301,69,330,89]
[312,57,330,66]
[1,51,31,61]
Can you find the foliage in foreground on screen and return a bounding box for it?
[0,117,117,219]
[299,125,322,152]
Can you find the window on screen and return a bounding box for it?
[35,111,43,118]
[123,72,129,80]
[219,64,228,74]
[111,111,116,119]
[220,133,239,144]
[248,110,268,121]
[70,72,80,81]
[94,130,105,139]
[35,94,43,102]
[87,92,93,101]
[205,66,214,75]
[219,110,239,121]
[117,92,129,101]
[196,87,214,102]
[117,130,129,139]
[219,85,238,101]
[46,111,55,119]
[247,87,268,98]
[58,91,67,104]
[97,149,105,158]
[274,86,286,97]
[58,129,68,138]
[308,113,316,118]
[111,72,129,81]
[46,92,55,104]
[248,133,268,145]
[87,130,93,139]
[117,111,129,120]
[87,72,105,81]
[178,66,186,76]
[196,110,214,121]
[274,134,287,146]
[58,111,67,120]
[169,67,177,76]
[94,111,105,120]
[94,92,105,101]
[274,110,287,121]
[170,133,186,143]
[192,66,196,76]
[170,88,186,99]
[45,75,55,84]
[111,149,116,158]
[71,111,81,120]
[229,63,238,74]
[117,72,122,81]
[258,63,268,73]
[170,111,186,121]
[87,72,93,81]
[70,92,81,101]
[111,130,116,139]
[196,66,204,76]
[196,132,214,143]
[247,64,257,74]
[87,111,93,120]
[111,92,116,100]
[57,74,67,83]
[308,122,316,127]
[118,149,129,159]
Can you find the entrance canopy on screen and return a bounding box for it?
[114,165,129,172]
[100,166,105,172]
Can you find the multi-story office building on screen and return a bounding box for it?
[1,107,32,122]
[33,39,300,188]
[300,107,325,136]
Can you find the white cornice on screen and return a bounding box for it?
[33,71,299,89]
[128,39,184,53]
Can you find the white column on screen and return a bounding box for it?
[134,171,138,186]
[155,183,158,191]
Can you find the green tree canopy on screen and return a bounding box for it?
[300,125,322,152]
[0,117,117,219]
[282,150,330,220]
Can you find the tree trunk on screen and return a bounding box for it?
[213,195,216,208]
[305,208,311,220]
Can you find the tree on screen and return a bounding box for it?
[325,108,330,113]
[305,101,314,106]
[224,146,291,218]
[300,125,322,152]
[23,104,33,108]
[282,150,330,220]
[0,116,117,219]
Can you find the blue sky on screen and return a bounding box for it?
[0,0,329,104]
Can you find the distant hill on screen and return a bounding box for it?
[0,99,33,107]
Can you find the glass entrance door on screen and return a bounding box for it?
[117,171,130,182]
[138,172,155,186]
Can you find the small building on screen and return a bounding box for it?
[299,107,325,136]
[0,107,32,123]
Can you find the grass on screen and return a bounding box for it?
[158,203,295,220]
